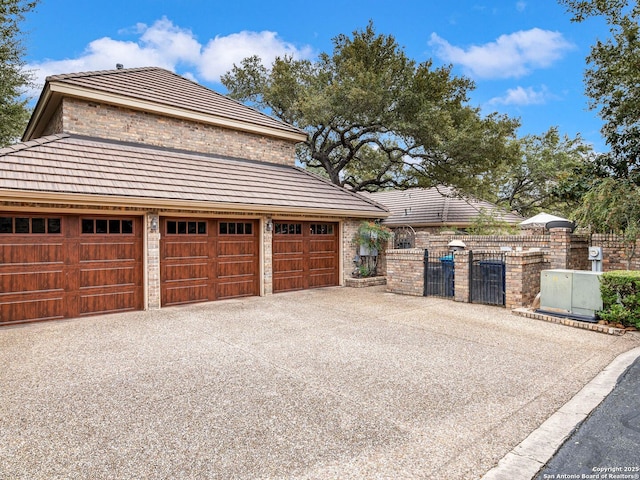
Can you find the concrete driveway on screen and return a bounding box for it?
[1,286,639,480]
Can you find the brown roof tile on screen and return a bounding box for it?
[366,188,522,227]
[0,135,387,216]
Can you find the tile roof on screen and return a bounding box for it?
[365,187,522,227]
[27,67,306,140]
[0,134,387,216]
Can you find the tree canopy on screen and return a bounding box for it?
[222,22,520,193]
[0,0,37,147]
[560,0,640,183]
[559,0,640,237]
[486,127,594,217]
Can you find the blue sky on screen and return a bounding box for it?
[23,0,609,150]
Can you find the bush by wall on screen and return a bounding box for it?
[599,270,640,328]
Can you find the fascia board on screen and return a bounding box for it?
[0,190,388,219]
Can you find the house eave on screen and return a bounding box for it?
[0,190,388,219]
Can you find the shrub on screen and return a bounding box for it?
[599,270,640,328]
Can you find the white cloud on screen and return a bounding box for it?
[429,28,574,79]
[199,30,313,82]
[487,85,554,106]
[27,17,313,94]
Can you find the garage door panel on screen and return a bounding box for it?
[309,239,336,253]
[217,280,256,299]
[160,218,258,306]
[0,242,64,264]
[218,239,256,256]
[0,214,143,325]
[80,266,139,288]
[163,262,210,282]
[0,295,66,324]
[163,284,209,306]
[79,289,141,316]
[308,272,337,288]
[217,260,255,278]
[274,275,304,293]
[273,239,303,254]
[0,270,65,294]
[79,241,140,262]
[273,222,338,293]
[163,241,209,260]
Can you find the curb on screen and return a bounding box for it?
[481,345,640,480]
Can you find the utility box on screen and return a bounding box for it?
[539,269,603,322]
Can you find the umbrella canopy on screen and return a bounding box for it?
[520,212,569,226]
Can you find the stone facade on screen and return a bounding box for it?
[45,98,298,166]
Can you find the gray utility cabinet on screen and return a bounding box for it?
[539,269,603,321]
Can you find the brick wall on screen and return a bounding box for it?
[385,249,424,296]
[49,98,298,166]
[592,234,640,271]
[415,232,550,252]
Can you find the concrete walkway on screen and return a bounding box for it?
[1,286,639,479]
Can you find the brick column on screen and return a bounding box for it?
[549,227,572,269]
[146,212,161,310]
[263,218,273,295]
[454,250,470,303]
[385,249,424,296]
[505,251,548,309]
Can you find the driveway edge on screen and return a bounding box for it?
[480,345,640,480]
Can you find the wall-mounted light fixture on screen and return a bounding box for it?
[265,219,273,232]
[150,217,158,232]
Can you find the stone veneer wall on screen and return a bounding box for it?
[46,98,298,166]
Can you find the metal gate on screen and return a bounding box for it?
[470,251,506,306]
[423,249,455,298]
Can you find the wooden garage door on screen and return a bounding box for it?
[273,222,339,293]
[160,218,259,306]
[0,214,143,325]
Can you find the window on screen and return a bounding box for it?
[0,216,62,234]
[165,220,207,235]
[274,223,302,235]
[82,218,135,235]
[219,222,253,235]
[310,223,334,235]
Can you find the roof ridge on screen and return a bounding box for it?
[0,133,70,156]
[46,66,160,82]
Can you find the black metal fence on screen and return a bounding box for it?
[423,249,455,298]
[469,251,506,306]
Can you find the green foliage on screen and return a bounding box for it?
[599,270,640,328]
[485,127,594,217]
[222,22,520,193]
[559,0,640,184]
[0,0,37,147]
[573,177,640,267]
[466,208,518,235]
[354,221,393,252]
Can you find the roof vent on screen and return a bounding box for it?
[116,64,124,70]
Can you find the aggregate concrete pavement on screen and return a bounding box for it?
[1,286,639,480]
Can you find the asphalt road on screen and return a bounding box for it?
[535,357,640,479]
